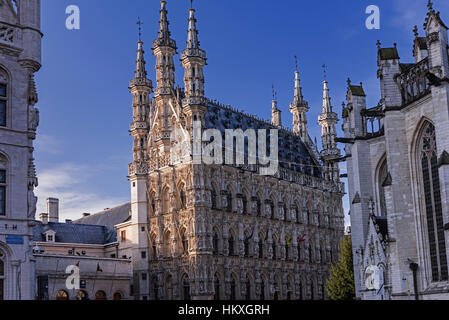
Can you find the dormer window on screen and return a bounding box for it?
[44,230,56,243]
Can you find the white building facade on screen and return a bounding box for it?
[0,0,42,300]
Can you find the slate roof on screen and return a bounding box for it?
[33,222,117,245]
[204,102,322,178]
[348,85,366,97]
[378,47,400,60]
[73,203,131,228]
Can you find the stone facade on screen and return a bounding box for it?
[118,1,345,300]
[340,2,449,300]
[0,0,42,300]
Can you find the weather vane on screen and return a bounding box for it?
[137,17,143,41]
[272,84,277,100]
[294,55,298,72]
[190,0,193,9]
[322,64,327,80]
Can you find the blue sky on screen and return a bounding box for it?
[34,0,449,223]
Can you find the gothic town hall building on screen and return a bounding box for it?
[116,1,345,300]
[341,2,449,300]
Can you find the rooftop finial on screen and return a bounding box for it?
[272,84,276,100]
[347,78,351,86]
[190,0,193,9]
[137,17,143,41]
[294,55,299,72]
[413,25,419,37]
[376,40,381,49]
[428,0,433,11]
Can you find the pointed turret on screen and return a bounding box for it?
[289,57,309,142]
[129,25,152,169]
[181,6,208,128]
[153,1,177,97]
[271,86,282,127]
[318,78,340,182]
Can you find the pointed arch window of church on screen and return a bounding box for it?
[230,278,236,300]
[162,188,169,214]
[0,83,6,127]
[183,276,191,300]
[213,230,219,255]
[228,233,235,256]
[214,274,220,300]
[242,196,247,215]
[245,276,251,300]
[418,121,448,282]
[378,159,388,216]
[259,238,264,259]
[272,242,277,260]
[180,185,186,209]
[151,239,157,260]
[0,250,4,300]
[181,230,188,255]
[244,237,249,257]
[256,198,261,217]
[211,188,217,209]
[0,169,6,216]
[227,192,232,212]
[260,279,265,301]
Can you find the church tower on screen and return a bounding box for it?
[152,1,177,153]
[0,0,42,300]
[181,5,208,130]
[128,20,153,300]
[289,60,309,142]
[318,78,340,182]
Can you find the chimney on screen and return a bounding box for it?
[82,213,90,217]
[39,213,48,224]
[47,198,59,223]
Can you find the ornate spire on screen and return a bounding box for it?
[131,18,152,89]
[181,3,207,101]
[271,84,281,127]
[158,1,170,42]
[318,77,340,182]
[187,8,200,49]
[289,55,309,141]
[153,0,177,96]
[322,80,332,114]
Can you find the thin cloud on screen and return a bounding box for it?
[35,163,128,221]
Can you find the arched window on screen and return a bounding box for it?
[162,188,170,214]
[151,276,159,300]
[299,281,303,300]
[0,251,4,300]
[310,282,314,300]
[283,205,288,221]
[285,242,290,260]
[211,188,217,209]
[95,290,107,300]
[378,159,388,216]
[295,207,300,223]
[258,238,264,259]
[214,274,220,300]
[0,166,6,216]
[151,238,157,260]
[270,203,275,219]
[244,237,249,257]
[272,241,277,260]
[309,244,313,263]
[163,232,171,257]
[182,276,190,300]
[166,275,173,300]
[0,74,7,127]
[113,292,122,300]
[228,233,235,256]
[151,197,156,216]
[260,279,265,301]
[227,191,233,212]
[230,278,236,300]
[179,185,186,209]
[56,290,69,300]
[77,290,88,300]
[181,230,188,255]
[245,276,251,300]
[256,198,261,217]
[242,196,247,215]
[418,122,448,282]
[213,229,219,255]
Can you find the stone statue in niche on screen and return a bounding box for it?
[28,106,39,131]
[27,189,37,219]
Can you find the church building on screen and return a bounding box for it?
[340,1,449,300]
